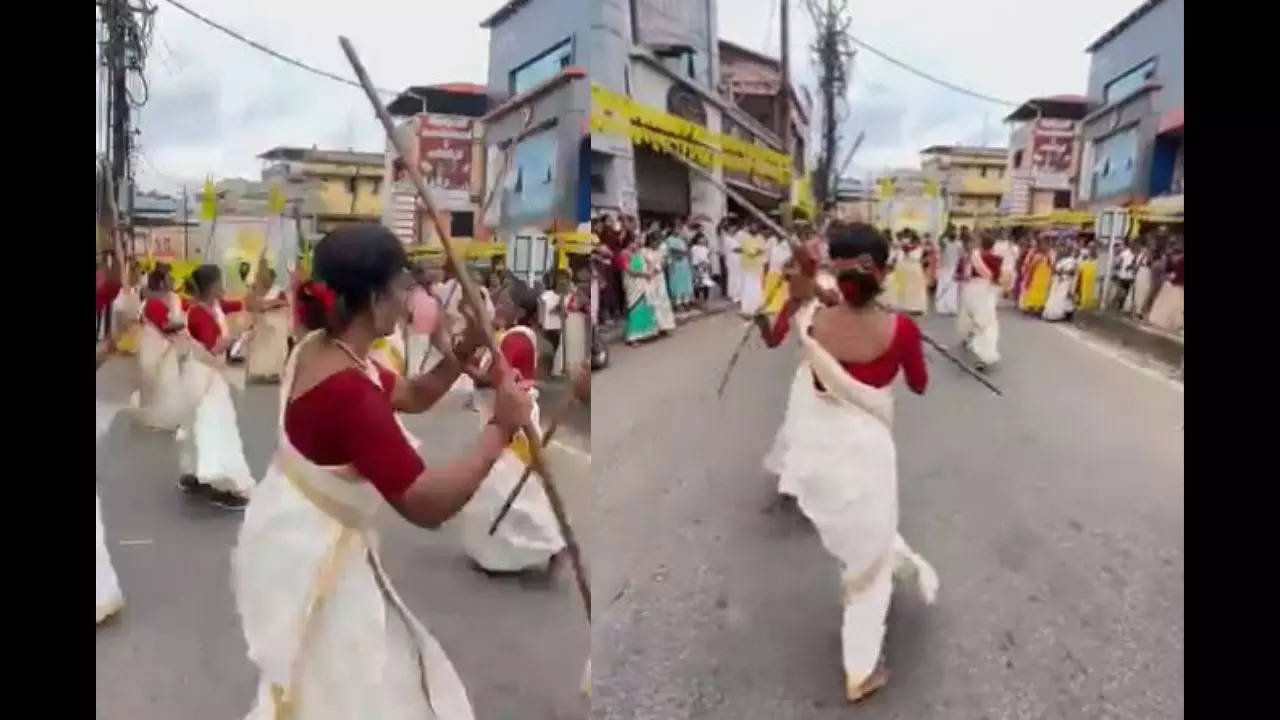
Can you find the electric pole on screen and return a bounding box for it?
[777,0,794,228]
[805,0,853,209]
[99,0,154,251]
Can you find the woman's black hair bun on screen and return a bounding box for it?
[827,222,889,308]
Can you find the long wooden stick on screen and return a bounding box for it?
[656,153,803,395]
[919,331,1004,397]
[487,394,575,535]
[340,37,590,621]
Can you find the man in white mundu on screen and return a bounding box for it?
[233,225,534,719]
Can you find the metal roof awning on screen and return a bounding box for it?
[1004,95,1094,122]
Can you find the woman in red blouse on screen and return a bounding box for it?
[232,224,533,718]
[757,222,938,704]
[176,264,255,508]
[130,266,190,431]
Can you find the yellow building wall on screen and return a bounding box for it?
[312,175,382,217]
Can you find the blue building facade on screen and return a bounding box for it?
[1077,0,1184,207]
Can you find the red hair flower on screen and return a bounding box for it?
[309,281,336,311]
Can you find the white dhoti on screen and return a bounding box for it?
[554,312,588,377]
[933,274,959,315]
[958,279,1000,366]
[782,304,937,698]
[455,389,565,572]
[1129,267,1153,316]
[179,347,254,496]
[738,268,764,315]
[234,332,474,720]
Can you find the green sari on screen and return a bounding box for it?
[624,250,659,343]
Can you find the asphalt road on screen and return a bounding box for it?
[95,362,591,720]
[591,308,1183,719]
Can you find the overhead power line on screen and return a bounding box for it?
[845,31,1017,107]
[160,0,398,97]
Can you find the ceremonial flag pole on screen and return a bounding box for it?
[339,37,590,622]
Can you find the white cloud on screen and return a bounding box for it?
[125,0,498,193]
[125,0,1143,194]
[718,0,1139,177]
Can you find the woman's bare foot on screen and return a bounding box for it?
[846,665,889,703]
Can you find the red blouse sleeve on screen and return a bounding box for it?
[187,305,221,352]
[143,297,171,331]
[284,370,424,501]
[896,314,928,395]
[219,299,245,313]
[96,280,122,316]
[763,301,798,348]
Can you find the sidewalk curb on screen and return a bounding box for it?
[1071,310,1184,367]
[601,300,737,346]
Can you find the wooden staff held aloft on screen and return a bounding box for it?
[339,37,591,622]
[654,152,815,395]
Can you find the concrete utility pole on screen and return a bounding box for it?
[100,0,153,245]
[777,0,794,228]
[804,0,853,208]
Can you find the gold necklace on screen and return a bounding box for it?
[329,337,370,371]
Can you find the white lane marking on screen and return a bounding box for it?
[118,539,154,546]
[1052,324,1183,394]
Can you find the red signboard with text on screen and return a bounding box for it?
[1030,118,1075,175]
[417,113,473,193]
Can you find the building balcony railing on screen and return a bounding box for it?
[949,176,1007,196]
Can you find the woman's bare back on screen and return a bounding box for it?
[809,305,897,364]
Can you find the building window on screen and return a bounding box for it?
[450,211,474,238]
[510,38,573,95]
[590,172,606,194]
[1091,126,1139,198]
[1103,57,1156,104]
[1053,191,1071,209]
[1013,150,1024,169]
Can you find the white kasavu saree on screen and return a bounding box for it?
[96,401,124,624]
[763,274,843,495]
[233,331,473,720]
[957,254,1001,366]
[779,303,939,698]
[246,288,290,381]
[177,303,254,496]
[130,292,189,431]
[452,326,565,572]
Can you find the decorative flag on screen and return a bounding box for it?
[199,176,217,221]
[268,180,286,215]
